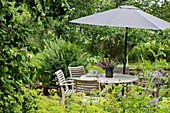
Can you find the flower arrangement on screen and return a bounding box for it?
[95,54,120,70]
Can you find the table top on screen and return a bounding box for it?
[72,74,138,84]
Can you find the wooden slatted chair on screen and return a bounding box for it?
[159,69,169,88]
[55,69,75,101]
[114,66,129,74]
[68,66,85,78]
[74,79,103,103]
[128,70,165,97]
[137,76,163,97]
[74,79,100,96]
[150,69,167,97]
[149,77,163,97]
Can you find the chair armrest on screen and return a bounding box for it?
[64,80,74,83]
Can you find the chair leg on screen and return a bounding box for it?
[62,94,65,102]
[61,87,65,102]
[72,84,74,90]
[156,85,160,97]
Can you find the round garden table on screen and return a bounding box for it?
[72,74,138,84]
[72,74,138,95]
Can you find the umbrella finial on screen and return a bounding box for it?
[118,5,139,10]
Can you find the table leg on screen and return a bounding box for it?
[122,84,129,96]
[122,85,124,96]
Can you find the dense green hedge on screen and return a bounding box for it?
[0,0,71,111]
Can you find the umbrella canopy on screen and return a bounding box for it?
[70,5,170,30]
[70,5,170,74]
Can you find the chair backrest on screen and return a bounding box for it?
[151,77,163,86]
[114,66,129,74]
[68,66,85,78]
[74,79,99,95]
[55,69,69,90]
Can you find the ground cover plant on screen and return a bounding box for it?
[9,82,170,113]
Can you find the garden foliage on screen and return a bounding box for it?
[32,39,89,82]
[0,0,71,111]
[10,83,170,112]
[129,40,169,63]
[0,0,170,112]
[0,1,38,112]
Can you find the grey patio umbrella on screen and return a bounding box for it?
[70,5,170,74]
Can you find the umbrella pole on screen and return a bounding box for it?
[123,27,128,74]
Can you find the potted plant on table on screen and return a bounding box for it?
[95,54,120,78]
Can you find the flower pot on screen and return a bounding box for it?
[106,69,113,78]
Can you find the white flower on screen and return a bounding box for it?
[28,54,32,58]
[39,82,42,85]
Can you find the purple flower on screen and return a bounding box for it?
[106,65,109,69]
[95,62,106,68]
[109,57,111,63]
[97,80,99,83]
[152,98,158,106]
[118,56,122,62]
[127,90,130,92]
[153,70,162,77]
[104,81,108,83]
[98,75,101,77]
[95,73,98,76]
[153,70,159,74]
[102,89,105,91]
[96,55,119,70]
[148,102,151,105]
[158,73,162,77]
[101,61,106,65]
[117,92,121,95]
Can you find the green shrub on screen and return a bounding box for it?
[0,1,38,112]
[129,40,169,63]
[32,39,89,84]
